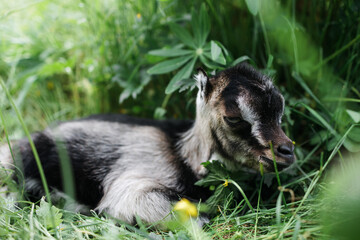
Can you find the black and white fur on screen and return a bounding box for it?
[0,63,295,224]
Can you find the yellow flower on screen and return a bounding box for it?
[223,179,229,187]
[173,198,198,220]
[292,141,296,145]
[136,13,141,19]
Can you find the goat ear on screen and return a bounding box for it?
[194,67,212,99]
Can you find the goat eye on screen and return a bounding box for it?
[224,117,242,124]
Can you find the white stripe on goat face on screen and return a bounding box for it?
[236,96,267,146]
[278,94,285,125]
[236,96,257,124]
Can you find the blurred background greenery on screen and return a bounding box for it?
[0,0,360,239]
[1,0,359,142]
[1,0,359,169]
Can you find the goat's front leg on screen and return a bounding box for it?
[96,173,174,224]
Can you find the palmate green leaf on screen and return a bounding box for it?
[204,51,226,66]
[199,55,224,70]
[191,8,201,47]
[210,41,221,61]
[245,0,260,16]
[147,55,192,75]
[209,41,226,65]
[202,161,229,177]
[199,4,211,45]
[148,48,193,57]
[195,172,224,186]
[169,23,196,49]
[195,161,243,208]
[176,77,197,92]
[191,3,210,47]
[165,57,197,94]
[231,56,252,66]
[210,41,231,60]
[195,161,229,187]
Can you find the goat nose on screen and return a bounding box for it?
[277,144,294,158]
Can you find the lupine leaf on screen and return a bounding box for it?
[169,23,196,48]
[231,56,252,66]
[199,3,210,46]
[210,41,221,61]
[165,57,197,94]
[199,54,224,69]
[147,55,192,74]
[191,3,210,47]
[204,51,226,66]
[148,48,193,57]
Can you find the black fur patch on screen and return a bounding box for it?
[87,114,212,200]
[210,128,235,162]
[16,131,121,208]
[220,63,284,127]
[14,114,211,209]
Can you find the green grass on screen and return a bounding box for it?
[0,0,360,239]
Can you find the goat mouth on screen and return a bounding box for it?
[259,156,290,172]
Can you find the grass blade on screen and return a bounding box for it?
[0,77,57,236]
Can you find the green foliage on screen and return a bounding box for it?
[196,161,255,212]
[195,161,238,207]
[147,3,234,94]
[36,197,63,229]
[245,0,260,16]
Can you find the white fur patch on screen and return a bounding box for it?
[194,72,208,99]
[178,97,213,177]
[0,144,15,201]
[77,124,180,224]
[264,78,273,90]
[251,122,267,146]
[97,171,172,223]
[236,97,258,124]
[279,94,285,124]
[236,97,269,146]
[0,144,13,168]
[194,72,208,89]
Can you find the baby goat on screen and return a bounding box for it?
[0,63,295,224]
